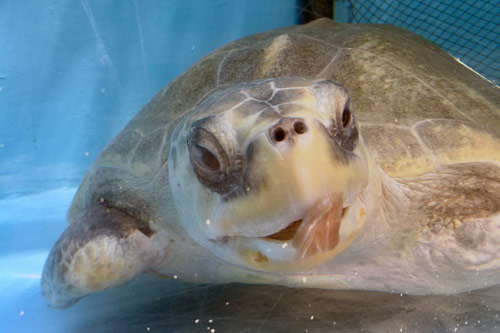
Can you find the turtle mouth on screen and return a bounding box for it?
[255,193,346,259]
[264,206,349,243]
[209,196,366,272]
[265,219,303,241]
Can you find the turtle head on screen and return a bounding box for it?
[169,78,369,271]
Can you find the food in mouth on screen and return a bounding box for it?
[265,193,344,258]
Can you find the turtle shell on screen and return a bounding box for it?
[69,18,500,220]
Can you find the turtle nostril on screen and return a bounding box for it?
[272,127,286,142]
[293,121,307,134]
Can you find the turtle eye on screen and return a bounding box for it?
[187,125,243,194]
[192,145,221,172]
[188,127,227,174]
[328,99,358,152]
[341,104,351,128]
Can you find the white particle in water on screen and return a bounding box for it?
[194,319,199,323]
[208,319,213,323]
[211,330,215,333]
[282,243,288,249]
[84,151,89,156]
[310,315,314,320]
[19,310,24,316]
[302,277,307,283]
[206,219,211,226]
[146,327,150,331]
[246,187,250,192]
[465,321,468,325]
[333,322,336,325]
[173,275,178,279]
[453,328,457,332]
[225,302,229,306]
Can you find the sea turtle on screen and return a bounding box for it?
[41,18,500,309]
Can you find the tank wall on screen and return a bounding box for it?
[0,0,299,199]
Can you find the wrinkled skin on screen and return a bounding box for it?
[41,19,500,309]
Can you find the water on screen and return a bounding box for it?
[1,1,500,332]
[2,189,500,331]
[2,187,500,331]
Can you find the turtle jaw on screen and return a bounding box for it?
[265,219,303,242]
[219,195,366,272]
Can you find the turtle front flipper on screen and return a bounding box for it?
[41,205,168,308]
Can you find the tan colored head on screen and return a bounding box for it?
[169,78,369,271]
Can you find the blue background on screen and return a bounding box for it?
[0,0,299,199]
